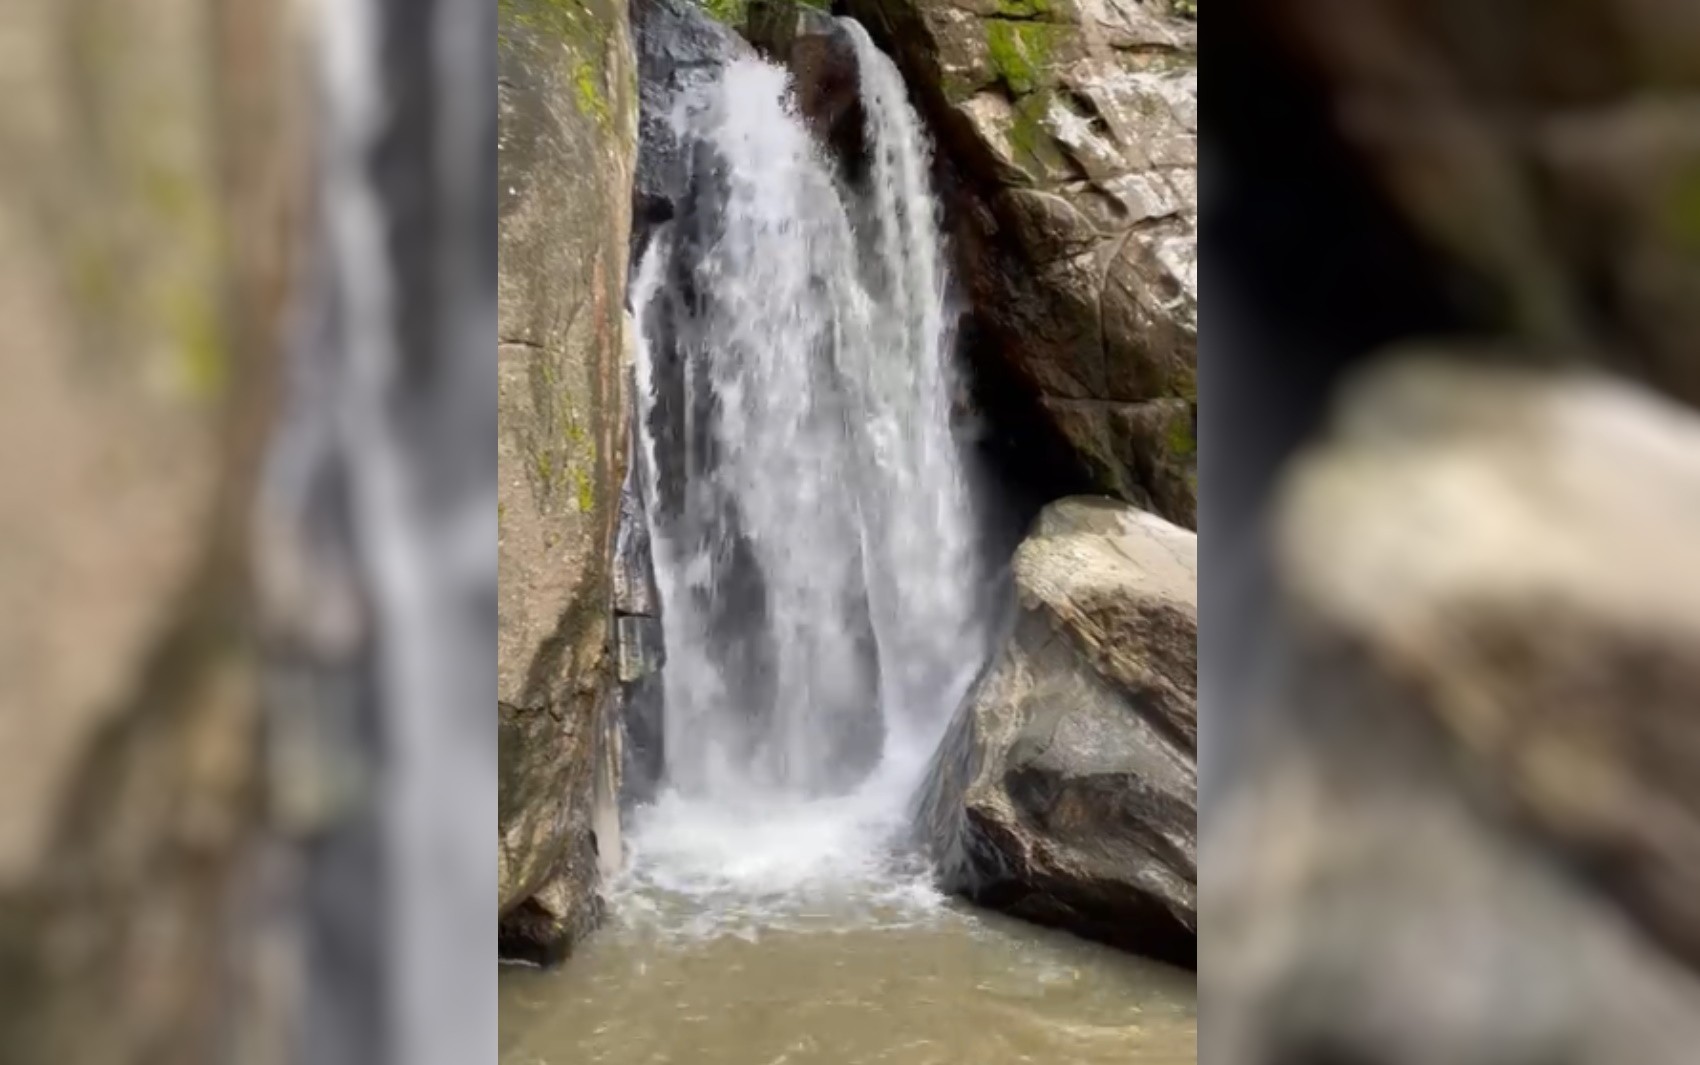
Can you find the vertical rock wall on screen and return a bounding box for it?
[496,0,638,963]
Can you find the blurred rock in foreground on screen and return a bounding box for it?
[1204,354,1700,1065]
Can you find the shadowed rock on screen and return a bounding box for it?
[1268,0,1700,409]
[841,0,1199,526]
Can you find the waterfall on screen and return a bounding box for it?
[626,24,984,898]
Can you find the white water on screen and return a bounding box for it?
[626,27,984,917]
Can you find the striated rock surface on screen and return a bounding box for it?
[497,0,637,964]
[842,0,1199,526]
[1204,354,1700,1065]
[916,496,1196,964]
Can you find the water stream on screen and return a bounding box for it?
[498,25,1195,1063]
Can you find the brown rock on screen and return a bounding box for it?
[497,0,637,963]
[0,0,295,1059]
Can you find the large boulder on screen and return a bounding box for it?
[1203,355,1700,1065]
[915,496,1196,964]
[842,0,1199,527]
[497,0,637,964]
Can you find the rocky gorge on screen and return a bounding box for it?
[495,0,1199,1047]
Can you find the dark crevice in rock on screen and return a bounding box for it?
[1093,225,1139,394]
[498,894,598,968]
[959,312,1100,557]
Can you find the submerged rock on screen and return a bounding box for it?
[497,0,636,963]
[916,496,1197,965]
[843,0,1199,526]
[1203,355,1700,1064]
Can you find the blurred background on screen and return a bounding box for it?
[1202,1,1700,1063]
[0,1,493,1063]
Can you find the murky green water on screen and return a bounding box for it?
[499,888,1196,1065]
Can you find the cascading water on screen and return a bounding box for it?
[624,23,985,903]
[500,21,1198,1063]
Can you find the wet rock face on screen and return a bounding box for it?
[841,0,1199,527]
[916,497,1197,965]
[612,407,666,807]
[632,0,755,253]
[747,3,872,185]
[497,0,637,963]
[1204,356,1700,1065]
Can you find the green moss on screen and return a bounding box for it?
[534,449,555,494]
[1666,165,1700,253]
[140,163,197,225]
[573,59,611,128]
[168,287,226,401]
[698,0,748,26]
[497,0,581,40]
[986,19,1059,97]
[941,69,980,104]
[499,0,624,131]
[1164,415,1195,461]
[993,0,1050,17]
[1006,90,1068,181]
[1170,363,1197,404]
[574,468,596,514]
[1172,0,1196,19]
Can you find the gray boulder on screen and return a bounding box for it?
[916,496,1196,964]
